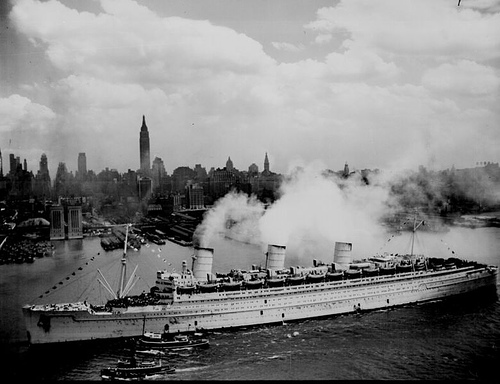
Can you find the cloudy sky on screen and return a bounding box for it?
[1,0,499,177]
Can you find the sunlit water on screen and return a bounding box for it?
[1,226,499,380]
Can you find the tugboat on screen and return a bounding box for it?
[137,330,210,350]
[100,355,174,380]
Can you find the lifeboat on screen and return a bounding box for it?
[326,271,343,281]
[266,278,285,287]
[379,266,396,276]
[197,283,218,293]
[396,264,412,273]
[444,262,456,270]
[177,285,195,295]
[345,269,361,279]
[244,279,264,290]
[363,267,379,277]
[306,273,325,283]
[287,275,305,285]
[220,281,242,291]
[414,262,426,271]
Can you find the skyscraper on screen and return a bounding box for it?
[39,153,49,176]
[78,153,87,178]
[139,115,151,173]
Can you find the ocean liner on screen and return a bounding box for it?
[23,221,498,345]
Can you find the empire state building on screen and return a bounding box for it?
[139,115,151,174]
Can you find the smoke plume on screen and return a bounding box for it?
[194,161,392,262]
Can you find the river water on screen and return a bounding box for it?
[1,225,499,380]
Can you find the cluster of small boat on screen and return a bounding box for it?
[0,238,54,265]
[100,331,209,380]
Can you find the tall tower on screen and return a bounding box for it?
[78,153,87,177]
[226,156,234,171]
[343,162,350,177]
[264,152,270,174]
[139,115,151,173]
[0,148,3,177]
[39,153,49,175]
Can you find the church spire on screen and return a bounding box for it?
[264,152,270,173]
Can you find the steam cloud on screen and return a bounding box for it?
[194,161,392,262]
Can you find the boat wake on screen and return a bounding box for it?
[173,366,208,373]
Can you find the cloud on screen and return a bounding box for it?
[271,42,305,53]
[325,40,400,80]
[0,94,57,172]
[10,0,275,82]
[5,0,500,175]
[0,94,56,134]
[422,60,500,96]
[306,0,500,61]
[314,33,333,45]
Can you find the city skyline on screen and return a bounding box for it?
[1,0,499,178]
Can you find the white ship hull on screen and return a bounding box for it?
[23,265,498,345]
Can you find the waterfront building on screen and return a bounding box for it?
[49,205,65,240]
[186,183,204,209]
[67,205,83,239]
[49,200,83,240]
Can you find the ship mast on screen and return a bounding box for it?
[118,224,130,299]
[410,211,424,257]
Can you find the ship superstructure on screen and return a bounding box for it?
[23,222,498,345]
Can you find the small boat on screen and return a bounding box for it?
[345,269,362,279]
[363,267,379,277]
[266,278,285,287]
[306,273,326,283]
[244,279,264,289]
[220,281,242,291]
[137,331,210,350]
[396,263,413,273]
[326,271,343,281]
[286,275,305,285]
[100,356,174,380]
[197,282,219,293]
[177,285,195,295]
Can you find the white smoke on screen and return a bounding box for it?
[259,161,389,260]
[193,191,265,248]
[195,161,393,263]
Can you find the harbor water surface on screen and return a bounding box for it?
[1,226,499,380]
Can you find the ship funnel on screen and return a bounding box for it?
[266,244,286,271]
[192,247,214,281]
[333,242,352,270]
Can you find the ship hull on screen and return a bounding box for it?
[24,266,498,345]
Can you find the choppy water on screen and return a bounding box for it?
[1,227,499,380]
